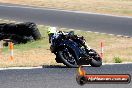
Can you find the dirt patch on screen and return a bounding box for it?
[0,48,58,67]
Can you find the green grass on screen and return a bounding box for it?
[0,23,132,67]
[3,26,115,52]
[114,57,123,63]
[3,25,132,62]
[2,25,49,52]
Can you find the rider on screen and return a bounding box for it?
[47,27,57,43]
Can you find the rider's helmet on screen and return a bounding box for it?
[47,27,57,35]
[68,31,75,38]
[68,31,74,36]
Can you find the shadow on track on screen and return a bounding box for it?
[42,65,68,68]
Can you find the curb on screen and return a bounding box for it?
[0,66,42,70]
[64,28,132,38]
[103,62,132,65]
[81,62,132,67]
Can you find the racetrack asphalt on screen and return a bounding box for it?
[0,3,132,36]
[0,64,132,88]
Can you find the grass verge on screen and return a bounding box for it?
[0,20,132,67]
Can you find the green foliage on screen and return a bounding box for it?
[113,57,122,63]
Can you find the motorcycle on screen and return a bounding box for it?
[49,31,102,68]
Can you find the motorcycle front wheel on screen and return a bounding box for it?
[89,49,102,67]
[58,47,78,68]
